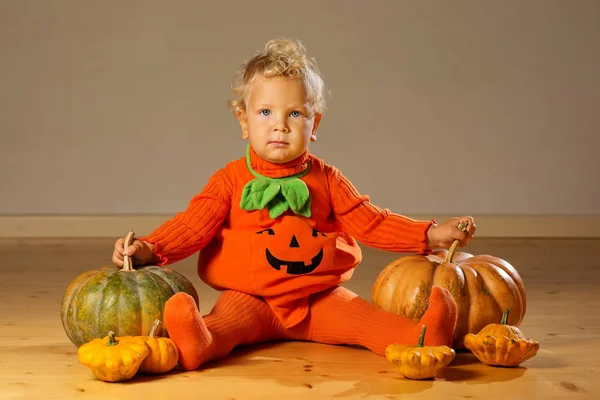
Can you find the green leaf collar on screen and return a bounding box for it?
[240,144,312,219]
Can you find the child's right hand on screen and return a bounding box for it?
[112,236,156,267]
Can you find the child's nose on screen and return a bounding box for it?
[274,116,290,132]
[274,124,289,133]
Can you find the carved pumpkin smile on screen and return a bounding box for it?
[266,247,324,275]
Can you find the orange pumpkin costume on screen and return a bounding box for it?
[141,146,458,370]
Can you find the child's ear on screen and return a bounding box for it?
[310,113,322,142]
[237,109,249,139]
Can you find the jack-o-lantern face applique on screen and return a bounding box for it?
[257,227,324,275]
[251,217,335,276]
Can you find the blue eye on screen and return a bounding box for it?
[260,109,271,116]
[290,111,301,117]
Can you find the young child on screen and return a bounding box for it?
[112,39,475,371]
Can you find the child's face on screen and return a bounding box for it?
[237,76,322,164]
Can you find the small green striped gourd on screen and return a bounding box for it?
[60,232,199,347]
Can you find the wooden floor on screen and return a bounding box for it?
[1,237,598,399]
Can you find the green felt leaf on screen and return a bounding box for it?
[268,194,290,219]
[259,181,282,209]
[281,179,310,212]
[295,195,312,218]
[240,180,261,211]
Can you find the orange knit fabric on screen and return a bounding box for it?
[141,146,433,327]
[163,286,458,371]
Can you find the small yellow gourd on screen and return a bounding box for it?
[139,319,180,374]
[464,308,539,367]
[385,325,456,380]
[77,331,149,382]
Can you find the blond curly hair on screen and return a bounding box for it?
[228,39,327,115]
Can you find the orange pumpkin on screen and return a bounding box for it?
[371,226,527,349]
[139,319,179,374]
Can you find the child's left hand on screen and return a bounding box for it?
[426,216,476,250]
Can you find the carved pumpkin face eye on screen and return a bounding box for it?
[257,228,324,240]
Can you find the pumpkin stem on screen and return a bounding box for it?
[107,331,119,346]
[121,231,135,272]
[149,319,161,338]
[444,221,469,263]
[417,325,427,347]
[500,308,510,325]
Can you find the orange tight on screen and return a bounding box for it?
[164,286,457,371]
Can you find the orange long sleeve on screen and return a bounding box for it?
[140,168,232,265]
[328,167,433,254]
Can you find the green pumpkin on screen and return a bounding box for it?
[60,233,199,347]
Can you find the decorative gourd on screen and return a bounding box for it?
[385,325,456,380]
[371,222,526,348]
[464,308,539,367]
[61,231,200,347]
[78,331,149,382]
[139,319,179,374]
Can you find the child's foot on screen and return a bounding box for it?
[416,286,458,346]
[163,292,213,370]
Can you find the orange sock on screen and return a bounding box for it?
[163,292,212,370]
[163,290,286,370]
[416,286,458,346]
[306,286,457,355]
